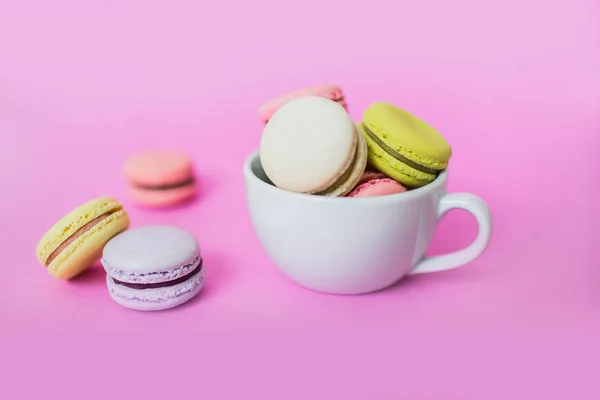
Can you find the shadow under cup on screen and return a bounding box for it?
[243,150,491,295]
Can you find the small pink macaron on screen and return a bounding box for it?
[347,174,407,198]
[258,85,347,123]
[123,150,196,208]
[356,171,388,186]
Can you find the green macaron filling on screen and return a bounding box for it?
[362,124,439,175]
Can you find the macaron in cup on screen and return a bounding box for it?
[258,84,347,123]
[360,102,452,188]
[260,96,367,197]
[347,172,407,198]
[101,225,204,311]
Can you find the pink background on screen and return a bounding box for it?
[1,0,599,398]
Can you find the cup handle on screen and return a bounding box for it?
[410,193,492,275]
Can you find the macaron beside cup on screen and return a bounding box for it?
[36,197,130,279]
[124,150,197,208]
[101,225,205,311]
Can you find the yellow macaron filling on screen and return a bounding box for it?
[46,209,129,279]
[36,197,126,266]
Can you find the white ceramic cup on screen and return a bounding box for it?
[243,150,492,295]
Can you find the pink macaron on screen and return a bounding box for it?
[356,171,388,186]
[257,85,347,123]
[123,150,196,208]
[347,173,407,198]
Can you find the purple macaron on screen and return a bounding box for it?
[101,225,204,311]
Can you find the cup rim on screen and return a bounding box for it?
[243,149,448,204]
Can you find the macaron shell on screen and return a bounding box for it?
[36,197,125,265]
[360,123,437,187]
[319,124,368,196]
[258,85,345,122]
[128,183,197,208]
[356,171,388,186]
[347,178,407,198]
[363,102,451,169]
[106,269,204,311]
[101,225,200,275]
[48,209,130,279]
[260,96,357,194]
[124,150,193,187]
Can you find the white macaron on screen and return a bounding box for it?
[259,96,366,196]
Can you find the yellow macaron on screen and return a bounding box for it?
[361,102,452,188]
[36,197,130,279]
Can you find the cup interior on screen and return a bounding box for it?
[249,152,274,186]
[244,150,448,202]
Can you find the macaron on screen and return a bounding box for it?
[258,85,347,123]
[101,225,204,311]
[356,171,388,186]
[360,102,452,188]
[36,197,130,279]
[260,96,367,196]
[123,150,196,208]
[347,173,407,198]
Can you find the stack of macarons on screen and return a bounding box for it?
[36,196,205,311]
[35,149,204,311]
[257,85,452,198]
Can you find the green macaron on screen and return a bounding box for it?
[360,102,452,188]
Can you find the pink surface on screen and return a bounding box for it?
[0,0,598,398]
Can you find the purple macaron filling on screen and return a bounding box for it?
[112,259,203,290]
